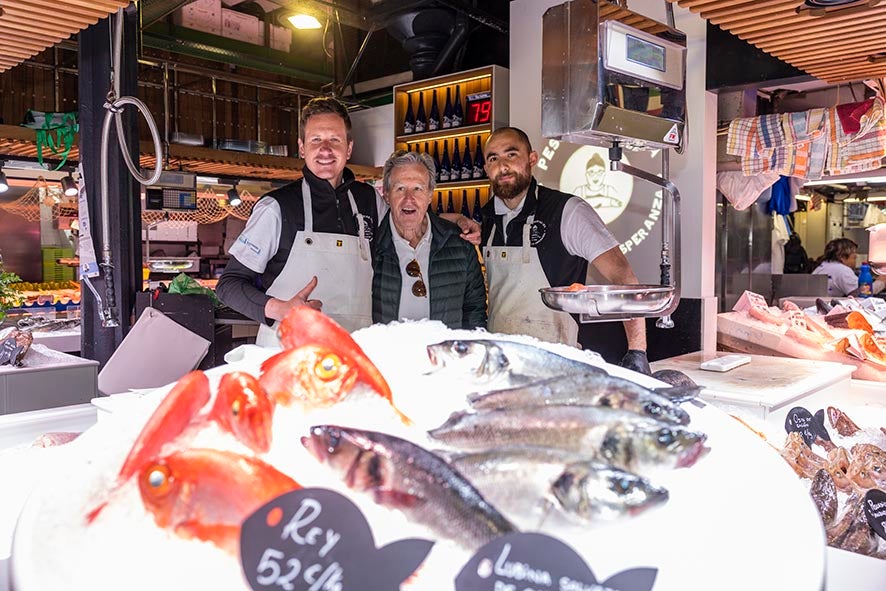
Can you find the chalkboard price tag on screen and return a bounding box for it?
[785,407,818,447]
[0,337,23,367]
[455,532,658,591]
[864,489,886,541]
[241,488,434,591]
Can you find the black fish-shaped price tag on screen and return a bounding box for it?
[455,532,658,591]
[0,337,23,367]
[240,488,433,591]
[784,406,826,447]
[864,489,886,541]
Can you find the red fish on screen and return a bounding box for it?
[261,344,412,424]
[276,307,395,409]
[206,372,275,454]
[139,448,300,554]
[87,371,211,523]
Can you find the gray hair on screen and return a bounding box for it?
[382,150,437,196]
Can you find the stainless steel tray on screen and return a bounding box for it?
[539,284,675,316]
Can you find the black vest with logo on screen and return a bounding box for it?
[259,167,378,290]
[480,178,588,288]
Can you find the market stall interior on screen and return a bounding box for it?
[4,0,886,589]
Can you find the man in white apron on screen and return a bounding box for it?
[218,97,482,348]
[480,127,650,374]
[217,97,377,347]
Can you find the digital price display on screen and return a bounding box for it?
[465,91,492,125]
[626,33,666,72]
[146,188,197,210]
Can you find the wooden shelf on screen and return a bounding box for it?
[396,124,492,145]
[433,179,490,192]
[0,124,382,182]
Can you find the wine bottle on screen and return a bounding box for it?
[460,189,471,218]
[471,188,483,223]
[423,141,430,155]
[428,90,440,132]
[446,190,455,214]
[461,137,472,180]
[415,91,427,133]
[404,94,415,135]
[405,142,411,153]
[452,138,462,182]
[473,134,485,179]
[442,87,453,129]
[432,141,441,182]
[436,192,444,214]
[440,139,451,183]
[452,85,464,127]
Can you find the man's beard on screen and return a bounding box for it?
[491,168,532,200]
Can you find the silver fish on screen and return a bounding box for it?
[551,461,669,521]
[467,372,692,425]
[302,425,516,550]
[651,369,698,389]
[428,406,708,473]
[426,339,605,386]
[447,446,587,527]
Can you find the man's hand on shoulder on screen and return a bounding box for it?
[439,213,481,246]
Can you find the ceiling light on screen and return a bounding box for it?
[60,175,78,197]
[226,187,242,207]
[804,175,886,186]
[288,14,322,29]
[0,169,7,193]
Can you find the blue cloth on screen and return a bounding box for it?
[768,175,793,215]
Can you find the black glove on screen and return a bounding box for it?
[620,349,651,375]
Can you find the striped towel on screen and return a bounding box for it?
[825,97,886,176]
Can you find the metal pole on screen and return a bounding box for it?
[211,77,218,148]
[162,62,170,147]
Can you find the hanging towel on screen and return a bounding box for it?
[716,171,779,211]
[772,212,790,275]
[836,98,875,135]
[825,97,886,176]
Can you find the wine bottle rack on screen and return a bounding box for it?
[394,65,509,217]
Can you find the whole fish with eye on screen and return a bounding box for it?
[468,372,694,426]
[139,448,300,555]
[429,406,708,474]
[302,425,516,551]
[552,461,669,521]
[426,339,606,387]
[206,372,275,454]
[447,446,668,526]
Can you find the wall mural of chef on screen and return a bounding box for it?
[534,139,664,283]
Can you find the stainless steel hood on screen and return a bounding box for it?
[541,0,687,151]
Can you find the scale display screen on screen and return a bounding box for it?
[146,188,197,210]
[626,34,665,72]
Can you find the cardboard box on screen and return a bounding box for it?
[268,23,292,53]
[222,8,262,45]
[173,0,222,36]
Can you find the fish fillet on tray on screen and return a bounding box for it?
[12,311,826,591]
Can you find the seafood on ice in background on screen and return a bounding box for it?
[780,405,886,559]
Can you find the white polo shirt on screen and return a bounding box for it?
[390,215,433,321]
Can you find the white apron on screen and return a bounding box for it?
[256,181,373,346]
[484,214,579,346]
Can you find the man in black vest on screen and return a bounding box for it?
[480,127,649,374]
[218,97,479,347]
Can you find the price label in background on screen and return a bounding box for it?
[784,406,828,447]
[0,337,23,366]
[240,488,433,591]
[864,489,886,541]
[455,532,658,591]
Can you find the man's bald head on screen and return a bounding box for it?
[484,127,533,155]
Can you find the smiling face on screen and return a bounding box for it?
[386,162,433,241]
[298,112,353,187]
[483,129,538,206]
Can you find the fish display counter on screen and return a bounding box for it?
[651,352,886,590]
[8,311,827,591]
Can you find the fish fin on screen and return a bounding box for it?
[601,567,658,591]
[376,539,435,583]
[651,385,702,403]
[85,499,109,524]
[372,488,426,509]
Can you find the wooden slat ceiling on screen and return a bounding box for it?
[0,0,131,73]
[0,125,382,182]
[671,0,886,83]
